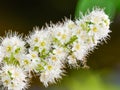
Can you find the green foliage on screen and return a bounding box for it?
[61,70,120,90]
[75,0,116,20]
[40,49,50,59]
[114,0,120,12]
[15,47,21,54]
[3,53,20,66]
[8,71,13,80]
[34,46,39,52]
[53,37,62,46]
[65,35,78,46]
[36,64,44,72]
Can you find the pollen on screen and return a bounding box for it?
[61,34,67,39]
[40,41,46,46]
[93,27,98,32]
[4,80,9,84]
[24,59,29,65]
[48,65,52,70]
[75,44,80,50]
[6,46,12,52]
[51,56,57,61]
[32,54,36,58]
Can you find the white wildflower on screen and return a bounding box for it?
[1,35,25,56]
[19,54,38,73]
[72,39,88,61]
[40,62,63,87]
[28,27,52,52]
[52,25,72,45]
[67,53,78,67]
[53,46,68,61]
[0,65,28,90]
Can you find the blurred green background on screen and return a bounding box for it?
[0,0,120,90]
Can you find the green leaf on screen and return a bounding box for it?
[40,49,49,59]
[80,21,93,32]
[65,35,78,46]
[9,53,20,66]
[53,37,61,45]
[36,64,44,72]
[15,47,21,54]
[3,57,9,64]
[113,0,120,12]
[8,71,13,80]
[75,0,116,20]
[13,60,20,66]
[34,46,39,52]
[8,71,12,76]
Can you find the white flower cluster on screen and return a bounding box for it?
[0,34,29,90]
[0,9,110,90]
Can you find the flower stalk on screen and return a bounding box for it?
[0,8,111,90]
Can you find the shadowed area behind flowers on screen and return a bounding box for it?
[0,0,120,90]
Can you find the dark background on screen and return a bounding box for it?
[0,0,120,90]
[0,0,77,35]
